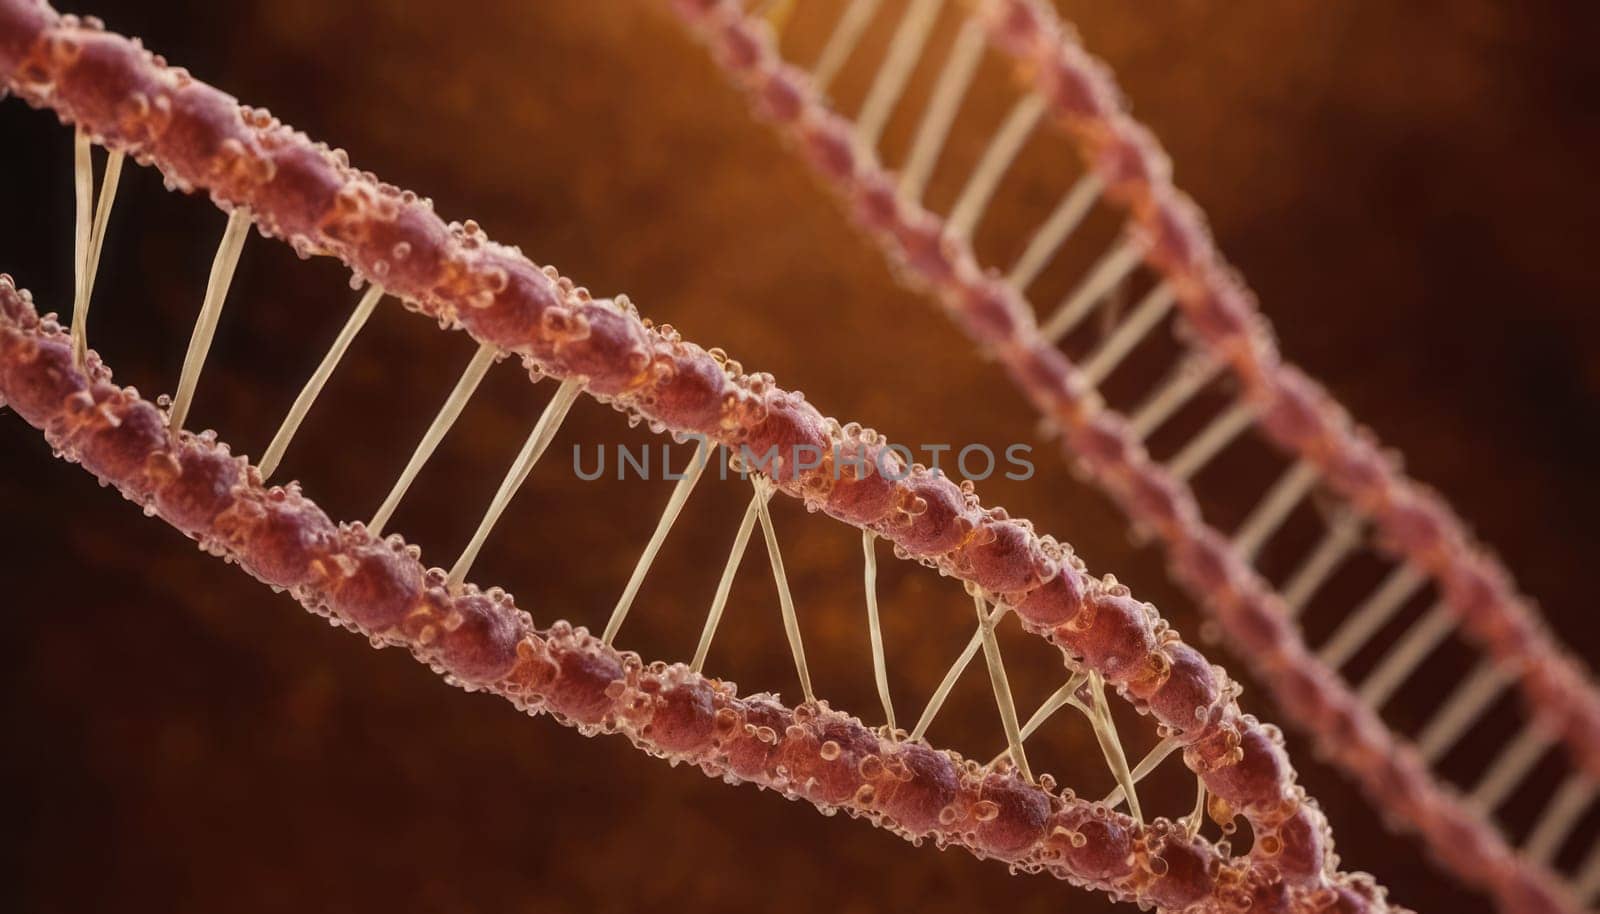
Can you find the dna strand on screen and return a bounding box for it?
[0,1,1587,912]
[662,0,1600,911]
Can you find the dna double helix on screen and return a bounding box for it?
[1,1,1594,911]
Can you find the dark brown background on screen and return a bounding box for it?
[2,2,1597,912]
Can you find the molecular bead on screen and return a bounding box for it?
[1057,592,1159,685]
[642,343,730,435]
[552,299,655,399]
[1262,801,1331,886]
[537,629,625,726]
[955,275,1025,348]
[820,436,900,527]
[238,490,340,590]
[1050,808,1136,883]
[75,386,164,488]
[975,772,1051,858]
[327,534,423,633]
[1013,565,1084,629]
[1141,643,1225,739]
[886,471,976,558]
[0,328,83,423]
[642,679,718,756]
[954,518,1053,597]
[1146,833,1216,911]
[737,390,830,484]
[434,589,524,684]
[0,0,52,74]
[148,437,233,527]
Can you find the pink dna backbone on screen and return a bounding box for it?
[0,1,1591,913]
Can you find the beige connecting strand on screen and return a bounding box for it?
[862,531,897,731]
[169,207,252,431]
[259,283,385,481]
[755,476,815,704]
[70,128,125,369]
[602,436,713,644]
[369,342,499,536]
[973,592,1031,782]
[691,484,771,673]
[447,377,584,591]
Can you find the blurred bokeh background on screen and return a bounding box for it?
[2,2,1597,912]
